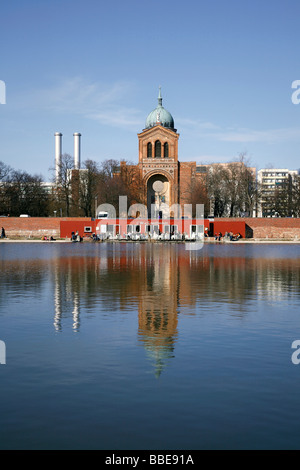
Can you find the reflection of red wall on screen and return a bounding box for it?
[212,257,247,269]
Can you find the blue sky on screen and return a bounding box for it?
[1,0,300,180]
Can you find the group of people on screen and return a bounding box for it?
[227,232,242,241]
[215,231,242,241]
[92,233,101,241]
[71,231,82,242]
[41,235,56,241]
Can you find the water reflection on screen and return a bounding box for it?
[1,243,300,377]
[137,246,179,378]
[51,245,180,376]
[53,261,81,332]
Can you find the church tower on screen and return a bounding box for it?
[137,88,180,217]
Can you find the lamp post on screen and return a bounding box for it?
[95,196,98,219]
[209,197,214,217]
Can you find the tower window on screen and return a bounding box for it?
[164,142,169,158]
[155,140,161,158]
[147,142,152,158]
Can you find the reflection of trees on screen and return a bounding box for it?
[255,259,300,300]
[0,259,46,302]
[195,257,256,313]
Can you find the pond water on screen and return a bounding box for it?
[1,242,300,449]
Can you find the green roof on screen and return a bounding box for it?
[145,87,175,131]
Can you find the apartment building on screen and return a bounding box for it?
[257,168,298,217]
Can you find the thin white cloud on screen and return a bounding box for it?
[215,127,300,143]
[14,77,143,129]
[176,118,220,131]
[87,108,141,128]
[178,116,300,144]
[179,154,234,164]
[13,81,300,141]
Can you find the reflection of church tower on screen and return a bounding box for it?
[138,245,179,378]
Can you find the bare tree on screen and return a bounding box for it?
[54,154,74,217]
[2,170,50,216]
[120,161,145,206]
[236,154,260,217]
[205,154,258,217]
[189,177,210,217]
[96,159,127,213]
[206,164,231,217]
[0,161,11,182]
[291,174,300,217]
[78,159,101,217]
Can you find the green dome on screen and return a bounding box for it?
[145,88,175,131]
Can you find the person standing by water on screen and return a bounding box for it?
[1,227,6,238]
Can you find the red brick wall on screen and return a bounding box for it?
[216,218,300,239]
[60,220,96,238]
[212,220,246,238]
[179,162,195,206]
[0,217,92,239]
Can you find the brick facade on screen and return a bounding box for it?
[218,217,300,239]
[137,124,180,209]
[120,122,202,213]
[179,162,196,206]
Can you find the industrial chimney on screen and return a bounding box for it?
[54,132,62,183]
[73,133,81,170]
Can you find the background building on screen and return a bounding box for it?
[257,168,299,217]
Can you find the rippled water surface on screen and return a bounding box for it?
[1,242,300,449]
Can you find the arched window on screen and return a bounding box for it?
[164,142,169,158]
[147,142,152,158]
[155,140,161,158]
